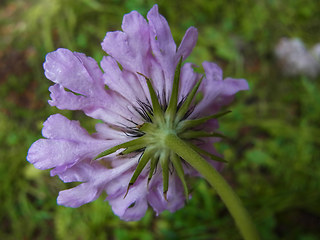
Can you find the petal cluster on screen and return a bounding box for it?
[27,5,248,221]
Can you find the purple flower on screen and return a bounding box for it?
[274,38,320,78]
[27,5,248,221]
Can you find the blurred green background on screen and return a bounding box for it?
[1,0,320,239]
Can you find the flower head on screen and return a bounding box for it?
[27,5,248,221]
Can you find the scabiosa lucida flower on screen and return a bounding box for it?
[27,5,249,221]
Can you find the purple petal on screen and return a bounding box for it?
[27,139,81,170]
[26,115,113,172]
[176,27,198,61]
[57,156,138,208]
[94,122,130,140]
[147,6,199,103]
[101,10,154,102]
[56,159,106,183]
[44,48,104,96]
[220,77,250,98]
[192,61,249,117]
[121,198,148,221]
[147,57,167,103]
[101,56,148,105]
[101,11,150,74]
[121,10,150,66]
[147,5,176,59]
[147,173,185,215]
[101,31,133,69]
[57,158,136,187]
[179,63,201,102]
[49,84,139,127]
[42,114,91,140]
[106,172,149,221]
[165,175,186,212]
[202,61,223,82]
[48,84,88,110]
[147,5,176,80]
[57,183,101,208]
[45,49,139,126]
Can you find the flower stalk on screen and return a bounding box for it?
[165,133,260,240]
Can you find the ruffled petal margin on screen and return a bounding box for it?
[27,114,119,174]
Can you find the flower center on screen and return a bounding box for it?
[94,60,229,200]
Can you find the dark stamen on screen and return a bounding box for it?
[133,100,153,123]
[176,96,195,120]
[158,90,168,112]
[123,126,145,137]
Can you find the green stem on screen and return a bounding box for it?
[165,133,260,240]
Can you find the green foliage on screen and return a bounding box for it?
[1,0,320,239]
